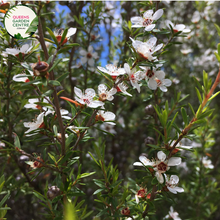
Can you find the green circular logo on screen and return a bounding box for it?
[4,5,38,39]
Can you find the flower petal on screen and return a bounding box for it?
[147,37,157,48]
[168,157,182,166]
[133,162,144,166]
[66,27,77,38]
[124,63,130,74]
[167,186,177,194]
[153,9,163,20]
[157,151,166,161]
[74,87,83,98]
[144,24,155,32]
[155,172,164,184]
[143,10,154,18]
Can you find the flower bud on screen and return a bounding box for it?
[47,186,61,200]
[144,136,155,146]
[145,104,155,116]
[121,207,130,216]
[32,56,49,77]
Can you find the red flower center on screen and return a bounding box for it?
[95,114,105,122]
[137,188,146,198]
[87,53,92,59]
[99,93,107,101]
[143,18,153,26]
[83,98,90,105]
[157,162,168,172]
[146,70,154,78]
[155,78,162,86]
[25,79,30,83]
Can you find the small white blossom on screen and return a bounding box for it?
[164,207,181,220]
[165,175,184,194]
[130,37,163,61]
[134,151,181,184]
[191,11,201,23]
[98,84,117,101]
[202,157,214,169]
[131,9,164,31]
[24,98,49,110]
[23,112,48,136]
[4,44,33,57]
[96,110,116,125]
[115,79,132,97]
[74,87,104,108]
[140,66,171,92]
[97,64,126,78]
[79,45,99,67]
[166,20,191,33]
[124,63,145,93]
[54,27,77,44]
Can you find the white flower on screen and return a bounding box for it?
[96,110,116,125]
[13,73,31,83]
[4,44,33,57]
[74,87,104,108]
[24,98,49,110]
[166,20,191,33]
[130,37,163,61]
[115,79,132,97]
[133,155,155,167]
[97,64,126,79]
[140,66,171,92]
[23,112,48,136]
[202,157,214,169]
[165,175,184,194]
[100,123,116,134]
[164,207,181,220]
[54,27,77,44]
[180,48,192,55]
[134,151,181,184]
[124,63,145,93]
[154,151,181,184]
[131,9,164,31]
[47,109,72,120]
[79,45,99,67]
[98,84,117,101]
[191,11,201,23]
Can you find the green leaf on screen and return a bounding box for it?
[78,172,96,179]
[214,52,220,63]
[203,70,208,91]
[178,94,189,103]
[147,144,160,149]
[195,87,202,103]
[60,28,68,45]
[33,191,46,202]
[208,91,220,102]
[151,177,158,185]
[218,43,220,56]
[48,58,62,72]
[214,23,220,37]
[46,27,59,45]
[57,72,69,82]
[25,17,38,34]
[93,189,104,195]
[49,80,61,86]
[48,152,56,163]
[14,133,21,149]
[65,133,74,149]
[181,107,188,126]
[0,193,10,208]
[188,103,195,116]
[64,202,78,220]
